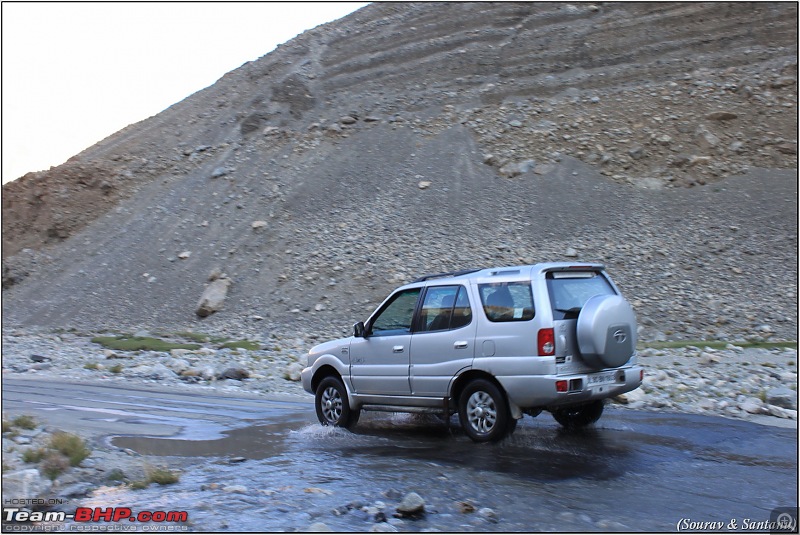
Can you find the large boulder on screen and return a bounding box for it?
[767,387,797,410]
[196,276,232,318]
[2,469,52,502]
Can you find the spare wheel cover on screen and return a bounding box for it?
[576,294,637,368]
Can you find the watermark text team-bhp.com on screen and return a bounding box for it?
[3,506,189,531]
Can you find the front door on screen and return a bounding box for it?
[349,288,420,395]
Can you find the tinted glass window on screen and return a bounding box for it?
[546,271,615,319]
[369,288,421,336]
[418,285,472,332]
[478,282,535,322]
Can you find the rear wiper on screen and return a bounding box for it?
[555,306,582,318]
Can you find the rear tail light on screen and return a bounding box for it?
[556,380,568,393]
[538,328,555,356]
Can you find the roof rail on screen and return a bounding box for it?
[412,268,482,283]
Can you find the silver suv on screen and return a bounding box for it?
[301,263,642,442]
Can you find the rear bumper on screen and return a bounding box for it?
[497,365,643,409]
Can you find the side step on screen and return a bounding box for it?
[361,397,453,422]
[361,405,445,415]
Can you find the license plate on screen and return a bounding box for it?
[588,372,616,386]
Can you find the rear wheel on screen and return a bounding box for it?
[551,400,604,429]
[458,379,511,442]
[315,376,359,428]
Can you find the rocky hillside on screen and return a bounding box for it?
[2,2,797,342]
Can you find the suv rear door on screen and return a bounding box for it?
[409,284,476,396]
[545,269,617,373]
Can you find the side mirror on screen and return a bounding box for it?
[353,321,366,338]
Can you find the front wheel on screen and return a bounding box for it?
[315,376,359,428]
[551,400,604,429]
[458,379,512,442]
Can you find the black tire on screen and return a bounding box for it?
[458,379,511,442]
[551,400,604,429]
[315,376,359,428]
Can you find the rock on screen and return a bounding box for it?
[251,220,268,230]
[2,469,52,501]
[614,388,648,405]
[218,368,249,380]
[766,388,797,410]
[396,492,425,517]
[533,164,555,175]
[628,145,645,160]
[178,251,191,260]
[771,76,796,88]
[498,159,535,178]
[211,167,230,179]
[564,247,579,258]
[222,485,248,494]
[56,482,94,498]
[30,355,50,363]
[695,128,720,150]
[688,156,712,167]
[417,181,432,190]
[163,358,190,374]
[306,522,332,532]
[196,277,232,317]
[325,123,343,134]
[284,362,303,382]
[340,116,357,125]
[767,405,797,419]
[458,501,476,513]
[705,111,738,121]
[696,398,716,411]
[478,507,498,522]
[370,523,398,532]
[131,363,176,380]
[738,397,766,415]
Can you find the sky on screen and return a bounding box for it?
[1,2,368,183]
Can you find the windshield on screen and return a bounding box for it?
[546,271,615,319]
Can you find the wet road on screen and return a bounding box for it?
[3,377,797,531]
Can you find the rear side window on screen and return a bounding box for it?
[418,285,472,332]
[478,282,535,322]
[546,271,616,319]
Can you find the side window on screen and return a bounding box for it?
[369,288,421,336]
[479,282,535,322]
[418,285,472,332]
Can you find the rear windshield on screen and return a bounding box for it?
[546,271,616,320]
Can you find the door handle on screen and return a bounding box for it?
[454,341,468,349]
[393,345,404,353]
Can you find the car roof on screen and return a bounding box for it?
[403,262,606,289]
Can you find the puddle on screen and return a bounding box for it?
[111,417,308,459]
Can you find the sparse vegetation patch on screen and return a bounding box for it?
[91,336,200,352]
